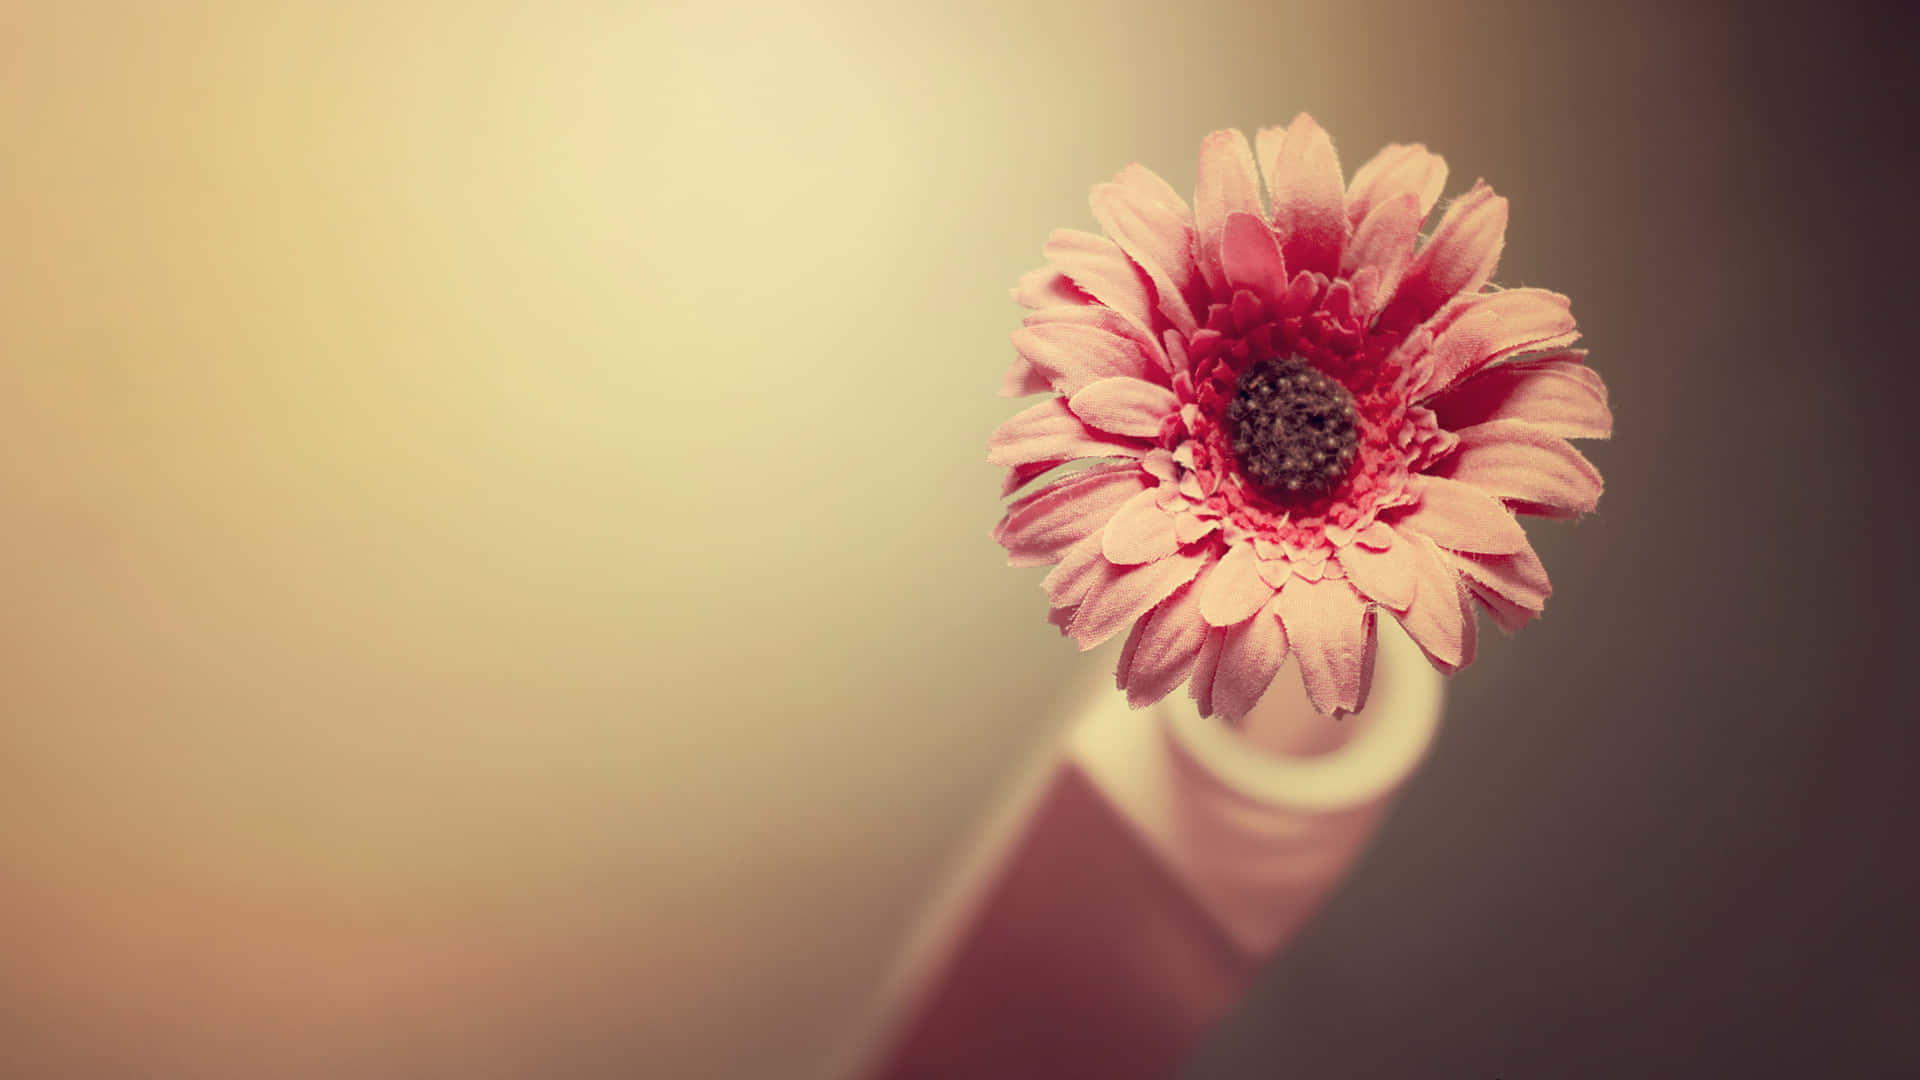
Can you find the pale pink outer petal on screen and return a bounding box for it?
[1344,142,1448,230]
[1436,419,1603,518]
[1451,546,1551,633]
[1275,576,1376,715]
[1066,376,1179,438]
[1187,626,1229,718]
[1042,229,1159,335]
[1197,542,1273,627]
[1042,531,1112,609]
[1395,532,1472,671]
[1390,475,1529,554]
[986,396,1146,467]
[1428,353,1612,438]
[1333,535,1418,611]
[1340,192,1421,306]
[1220,212,1289,307]
[994,464,1149,567]
[1023,303,1171,380]
[1116,561,1217,707]
[1379,181,1509,333]
[1192,130,1266,295]
[998,354,1054,398]
[1254,114,1347,279]
[1209,593,1290,721]
[1091,170,1200,335]
[1101,486,1182,565]
[1010,267,1091,310]
[1452,544,1551,611]
[1009,320,1156,397]
[1066,546,1210,650]
[1412,288,1580,401]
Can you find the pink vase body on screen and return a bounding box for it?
[833,620,1445,1080]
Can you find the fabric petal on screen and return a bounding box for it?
[1395,532,1471,671]
[1067,376,1179,438]
[1275,576,1375,715]
[1334,535,1418,611]
[1023,303,1170,380]
[1011,266,1092,310]
[1428,353,1612,438]
[1413,288,1579,401]
[1436,419,1603,518]
[1010,320,1157,397]
[1091,169,1200,335]
[1344,142,1448,230]
[1451,544,1551,612]
[1043,228,1159,335]
[1101,486,1182,565]
[987,396,1145,466]
[1255,114,1347,278]
[1341,192,1421,311]
[1066,546,1209,650]
[1378,181,1509,334]
[1391,475,1529,554]
[1188,626,1229,718]
[1192,129,1265,294]
[1116,564,1216,707]
[998,352,1053,398]
[1210,594,1290,721]
[1041,531,1112,609]
[1197,542,1273,627]
[995,464,1149,567]
[1219,212,1289,308]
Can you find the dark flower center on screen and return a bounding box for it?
[1226,356,1360,501]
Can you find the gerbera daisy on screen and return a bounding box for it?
[988,114,1611,720]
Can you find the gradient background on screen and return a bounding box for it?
[3,1,1915,1077]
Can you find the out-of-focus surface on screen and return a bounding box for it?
[1,1,1914,1077]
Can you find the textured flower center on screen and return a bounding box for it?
[1226,356,1360,501]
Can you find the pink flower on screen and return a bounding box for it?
[988,115,1612,719]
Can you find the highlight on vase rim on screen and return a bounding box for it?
[988,114,1611,721]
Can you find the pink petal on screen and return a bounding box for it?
[1101,486,1182,565]
[1009,320,1157,396]
[1451,544,1551,611]
[1395,532,1471,671]
[1429,353,1612,438]
[1011,266,1092,310]
[1391,475,1529,554]
[1210,594,1290,721]
[1413,288,1579,401]
[1334,535,1418,611]
[1067,376,1178,438]
[1255,114,1347,279]
[1041,531,1112,608]
[1463,581,1533,634]
[995,464,1149,567]
[1197,542,1273,627]
[1378,181,1509,334]
[1001,459,1062,497]
[1341,192,1421,310]
[1066,546,1209,650]
[1023,303,1170,379]
[1275,576,1376,715]
[987,396,1145,466]
[1344,142,1448,230]
[998,352,1053,398]
[1188,627,1229,718]
[1436,419,1603,519]
[1043,228,1159,335]
[1192,129,1265,294]
[1090,173,1200,336]
[1219,212,1288,307]
[1116,566,1216,707]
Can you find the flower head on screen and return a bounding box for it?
[988,115,1612,719]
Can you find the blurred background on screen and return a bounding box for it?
[2,1,1915,1076]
